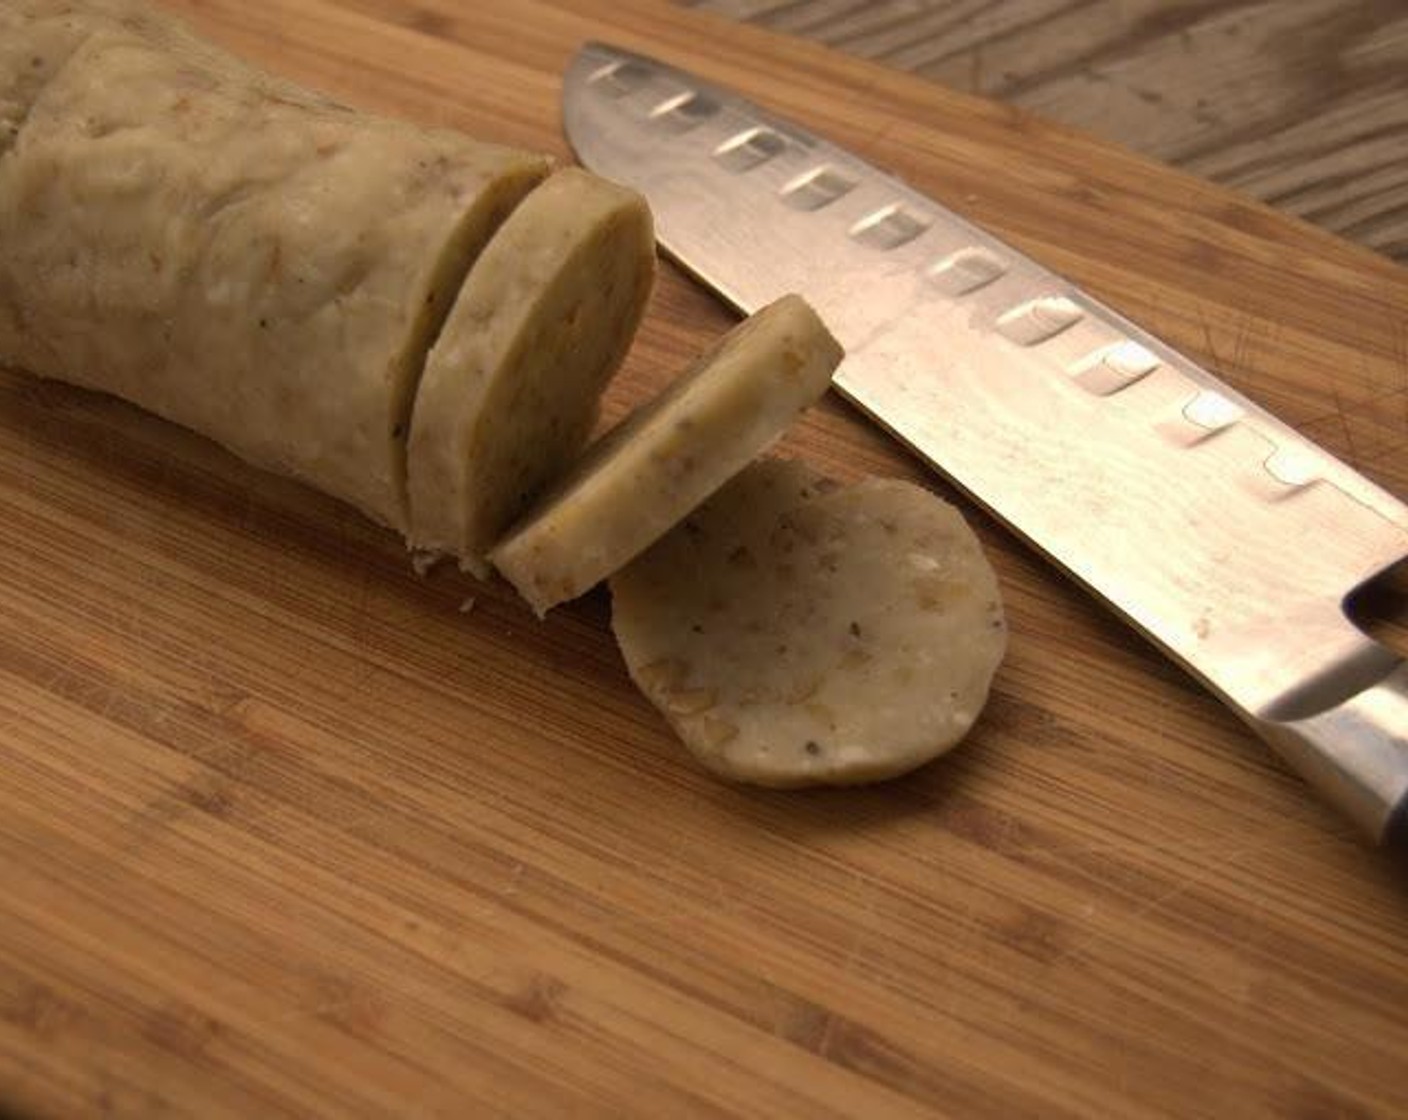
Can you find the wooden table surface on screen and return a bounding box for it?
[1,1,1406,1118]
[687,0,1408,263]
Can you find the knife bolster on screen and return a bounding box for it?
[1258,659,1408,853]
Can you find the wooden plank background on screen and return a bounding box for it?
[686,0,1408,262]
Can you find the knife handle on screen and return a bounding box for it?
[1257,659,1408,858]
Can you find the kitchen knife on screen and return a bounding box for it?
[561,43,1408,854]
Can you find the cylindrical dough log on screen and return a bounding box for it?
[0,0,549,531]
[408,167,655,571]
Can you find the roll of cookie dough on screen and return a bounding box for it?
[0,0,549,531]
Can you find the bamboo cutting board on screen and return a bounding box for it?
[2,1,1406,1117]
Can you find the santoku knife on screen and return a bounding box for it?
[561,43,1408,854]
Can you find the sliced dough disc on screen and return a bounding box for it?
[490,294,842,615]
[407,167,655,571]
[610,458,1007,787]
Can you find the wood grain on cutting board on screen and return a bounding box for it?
[1,2,1405,1118]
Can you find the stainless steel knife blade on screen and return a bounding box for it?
[562,43,1408,850]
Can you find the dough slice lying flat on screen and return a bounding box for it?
[0,2,548,531]
[611,459,1007,787]
[491,294,842,615]
[407,167,655,572]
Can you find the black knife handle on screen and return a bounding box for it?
[1385,792,1408,865]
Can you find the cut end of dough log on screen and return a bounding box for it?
[490,294,842,616]
[407,167,656,568]
[610,459,1007,787]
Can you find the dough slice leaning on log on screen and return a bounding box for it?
[0,2,549,531]
[407,167,655,573]
[611,459,1007,787]
[490,294,842,615]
